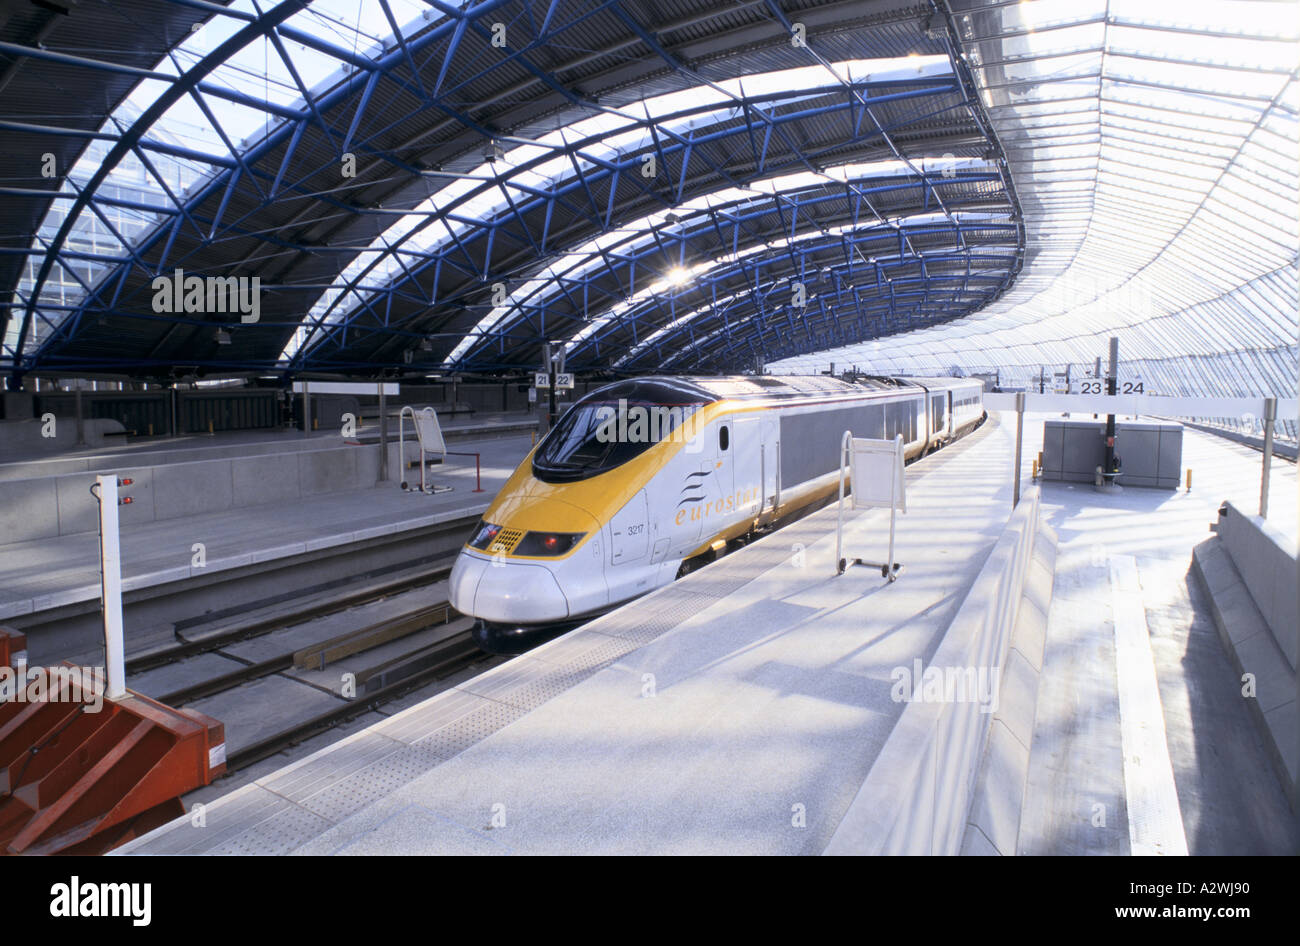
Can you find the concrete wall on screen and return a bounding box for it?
[960,519,1057,855]
[1192,506,1298,806]
[824,487,1050,855]
[0,429,401,482]
[0,417,126,454]
[1214,502,1297,670]
[2,393,34,421]
[1040,419,1182,488]
[0,443,384,544]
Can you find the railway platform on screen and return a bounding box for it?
[118,412,1010,854]
[115,411,1298,856]
[0,429,535,664]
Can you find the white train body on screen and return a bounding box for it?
[450,375,983,647]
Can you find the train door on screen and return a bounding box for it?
[760,413,779,514]
[729,415,763,520]
[609,490,649,565]
[704,415,733,512]
[947,391,955,437]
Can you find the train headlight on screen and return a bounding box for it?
[468,521,502,550]
[515,531,586,557]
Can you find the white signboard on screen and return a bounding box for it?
[835,432,906,582]
[850,437,906,512]
[554,372,574,390]
[984,393,1299,419]
[292,381,398,395]
[534,372,550,389]
[1076,378,1145,395]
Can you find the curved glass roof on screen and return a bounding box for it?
[1,0,1013,378]
[771,0,1299,405]
[281,56,956,365]
[6,0,1289,396]
[3,0,434,362]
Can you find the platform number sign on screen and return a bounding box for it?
[534,372,550,389]
[555,372,574,391]
[1079,379,1144,394]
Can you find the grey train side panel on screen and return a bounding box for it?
[778,397,922,488]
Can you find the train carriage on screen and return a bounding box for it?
[450,374,984,652]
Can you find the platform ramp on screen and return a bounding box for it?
[824,488,1056,855]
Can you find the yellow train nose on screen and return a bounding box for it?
[469,497,600,559]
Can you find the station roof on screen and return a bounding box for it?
[0,0,1021,381]
[773,0,1300,400]
[0,0,1293,394]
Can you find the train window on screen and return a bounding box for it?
[532,379,710,483]
[719,425,729,451]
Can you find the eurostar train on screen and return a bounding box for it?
[451,374,984,652]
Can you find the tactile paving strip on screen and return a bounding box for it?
[293,743,449,823]
[525,630,640,670]
[409,698,533,759]
[207,804,335,857]
[261,731,407,803]
[129,785,292,855]
[585,593,711,646]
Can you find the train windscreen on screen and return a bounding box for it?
[532,379,710,482]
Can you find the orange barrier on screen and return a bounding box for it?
[0,651,225,855]
[0,628,24,670]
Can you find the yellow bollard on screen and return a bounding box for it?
[207,419,214,435]
[531,430,536,446]
[148,423,153,436]
[312,417,318,430]
[1186,468,1192,492]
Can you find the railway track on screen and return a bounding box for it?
[154,601,460,707]
[125,559,457,675]
[224,626,485,772]
[123,560,501,778]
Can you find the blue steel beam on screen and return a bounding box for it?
[47,68,957,368]
[19,0,525,371]
[10,0,314,377]
[14,0,1017,379]
[290,78,967,366]
[446,170,1007,365]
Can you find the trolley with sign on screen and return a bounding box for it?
[834,431,906,581]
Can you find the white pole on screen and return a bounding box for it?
[835,431,850,573]
[1013,391,1025,506]
[887,436,900,580]
[1259,397,1276,518]
[96,474,126,701]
